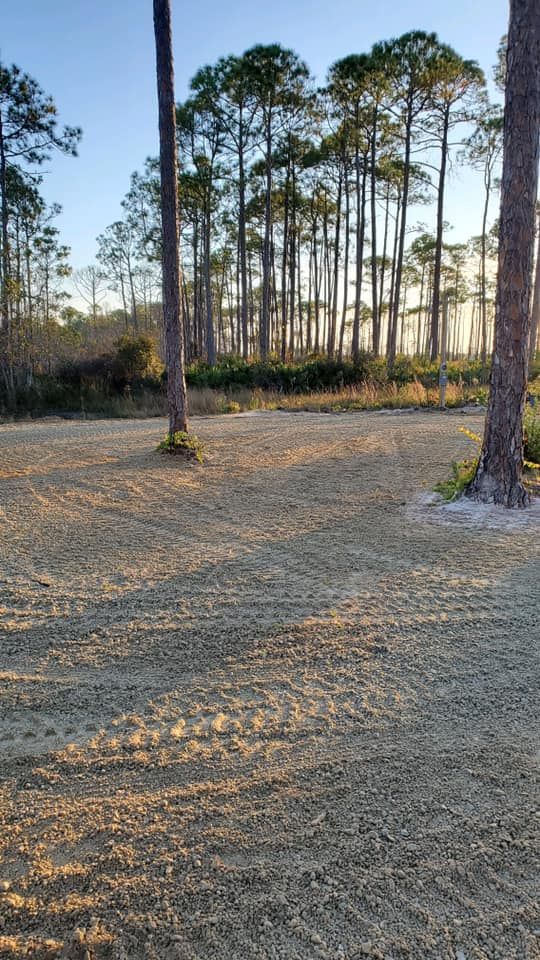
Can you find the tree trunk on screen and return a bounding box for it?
[479,166,493,366]
[204,202,216,365]
[430,103,450,360]
[467,0,540,506]
[0,109,10,336]
[260,115,273,358]
[352,144,367,360]
[389,114,412,367]
[281,147,290,361]
[238,110,249,360]
[386,188,401,359]
[338,166,350,360]
[329,166,342,358]
[153,0,188,435]
[370,113,379,354]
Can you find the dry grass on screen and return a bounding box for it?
[57,381,484,422]
[202,379,481,415]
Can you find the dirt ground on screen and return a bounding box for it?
[0,410,538,960]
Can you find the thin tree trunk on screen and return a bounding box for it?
[430,104,450,360]
[338,167,350,360]
[153,0,188,435]
[389,115,412,367]
[238,110,249,359]
[329,166,342,358]
[370,115,379,354]
[479,169,492,366]
[261,115,273,358]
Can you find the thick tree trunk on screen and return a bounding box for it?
[153,0,188,435]
[467,0,540,506]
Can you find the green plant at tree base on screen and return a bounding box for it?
[435,418,540,501]
[157,431,204,462]
[434,457,479,501]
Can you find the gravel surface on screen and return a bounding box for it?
[0,411,538,960]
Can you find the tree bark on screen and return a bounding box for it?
[467,0,540,506]
[153,0,189,435]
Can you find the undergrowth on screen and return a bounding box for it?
[435,415,540,501]
[157,431,204,462]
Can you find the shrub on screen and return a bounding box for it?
[184,354,378,393]
[157,431,204,462]
[113,334,162,383]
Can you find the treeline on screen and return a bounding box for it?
[93,34,510,368]
[0,63,81,400]
[1,36,539,411]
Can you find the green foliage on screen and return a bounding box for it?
[113,335,161,382]
[528,375,540,399]
[0,353,507,421]
[157,431,204,462]
[185,353,395,392]
[183,354,490,393]
[435,457,478,501]
[524,402,540,465]
[436,412,540,501]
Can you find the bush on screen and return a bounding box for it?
[157,431,204,462]
[113,334,162,383]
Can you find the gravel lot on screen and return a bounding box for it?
[0,410,538,959]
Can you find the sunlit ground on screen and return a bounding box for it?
[0,411,538,960]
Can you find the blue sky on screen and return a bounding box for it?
[3,0,508,274]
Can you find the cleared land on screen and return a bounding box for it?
[0,411,538,960]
